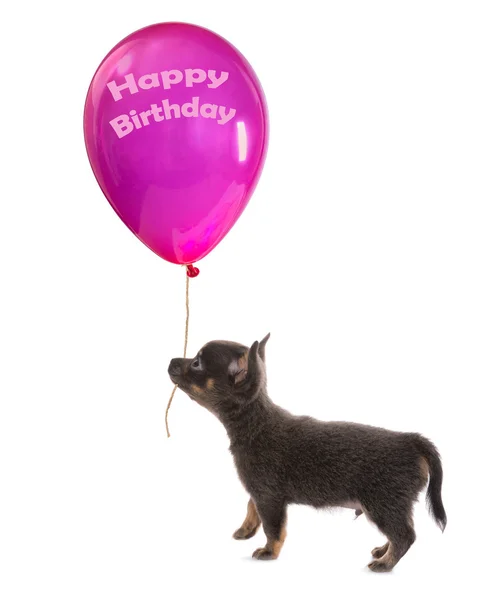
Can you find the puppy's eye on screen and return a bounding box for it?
[191,357,202,370]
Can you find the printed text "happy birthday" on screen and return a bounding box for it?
[107,69,236,138]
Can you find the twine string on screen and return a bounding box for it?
[165,266,191,438]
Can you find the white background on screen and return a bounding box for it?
[1,1,479,598]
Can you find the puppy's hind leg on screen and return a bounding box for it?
[365,503,416,572]
[233,498,261,540]
[371,542,390,559]
[252,499,287,561]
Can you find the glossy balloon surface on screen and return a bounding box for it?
[84,22,268,265]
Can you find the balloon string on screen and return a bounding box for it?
[183,267,190,357]
[165,267,191,438]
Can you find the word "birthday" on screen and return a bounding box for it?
[110,96,236,138]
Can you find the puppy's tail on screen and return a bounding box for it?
[415,435,447,532]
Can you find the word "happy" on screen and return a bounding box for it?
[107,69,229,101]
[110,96,236,138]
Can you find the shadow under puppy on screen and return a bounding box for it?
[168,335,446,572]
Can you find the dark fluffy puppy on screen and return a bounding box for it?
[168,335,446,571]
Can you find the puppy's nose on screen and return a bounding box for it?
[168,358,182,376]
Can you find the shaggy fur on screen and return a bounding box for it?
[168,335,446,571]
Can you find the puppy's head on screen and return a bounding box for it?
[168,334,270,415]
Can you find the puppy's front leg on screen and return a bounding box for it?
[252,499,287,561]
[233,498,261,540]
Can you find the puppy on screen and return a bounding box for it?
[168,335,446,571]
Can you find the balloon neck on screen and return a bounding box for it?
[186,264,200,278]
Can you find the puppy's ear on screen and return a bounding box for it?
[245,341,260,388]
[258,333,270,363]
[228,350,249,386]
[229,341,264,396]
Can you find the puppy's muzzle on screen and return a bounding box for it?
[168,358,184,384]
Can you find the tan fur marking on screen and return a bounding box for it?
[233,499,261,540]
[243,499,260,531]
[252,517,287,560]
[419,456,429,486]
[368,542,396,571]
[266,521,287,558]
[380,543,395,568]
[191,384,202,395]
[371,542,390,558]
[232,352,249,385]
[206,378,215,391]
[238,352,248,371]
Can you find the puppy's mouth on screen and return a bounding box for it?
[168,358,186,386]
[169,371,187,387]
[169,373,181,385]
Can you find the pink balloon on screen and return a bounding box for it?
[84,22,268,266]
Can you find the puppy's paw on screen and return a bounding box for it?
[371,542,389,559]
[233,527,257,540]
[367,559,393,573]
[252,547,277,560]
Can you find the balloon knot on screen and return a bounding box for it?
[186,264,200,278]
